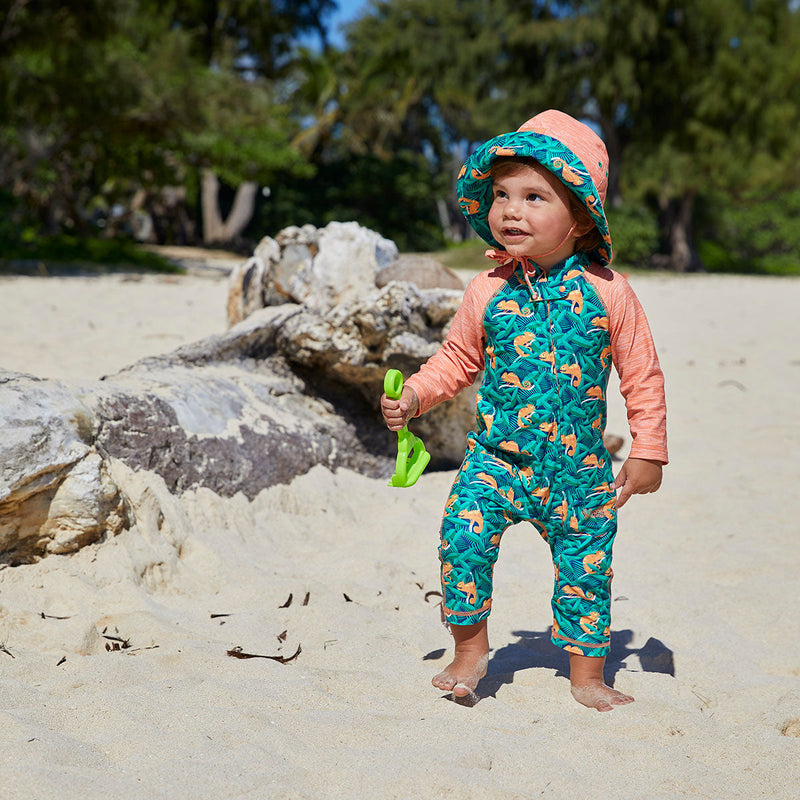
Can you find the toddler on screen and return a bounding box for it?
[381,110,667,711]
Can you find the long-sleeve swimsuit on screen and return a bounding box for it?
[405,252,668,657]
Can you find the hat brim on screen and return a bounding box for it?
[456,130,612,266]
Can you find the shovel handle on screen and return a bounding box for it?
[384,368,430,487]
[384,369,404,401]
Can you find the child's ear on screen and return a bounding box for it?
[573,217,594,237]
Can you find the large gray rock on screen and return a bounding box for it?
[0,372,94,502]
[1,222,478,564]
[224,221,479,464]
[85,350,385,499]
[87,280,475,494]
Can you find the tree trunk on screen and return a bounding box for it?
[201,169,258,245]
[668,190,697,272]
[600,118,624,208]
[201,170,224,244]
[654,190,699,272]
[221,181,258,240]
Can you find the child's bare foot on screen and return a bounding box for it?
[432,651,489,696]
[432,619,489,697]
[567,651,633,712]
[570,679,634,712]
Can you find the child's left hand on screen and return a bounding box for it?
[613,458,663,509]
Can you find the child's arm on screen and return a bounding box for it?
[383,269,504,421]
[591,270,668,465]
[586,268,668,507]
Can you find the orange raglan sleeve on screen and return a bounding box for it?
[405,269,502,415]
[587,268,668,464]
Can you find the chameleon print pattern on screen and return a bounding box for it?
[457,131,612,266]
[439,253,618,657]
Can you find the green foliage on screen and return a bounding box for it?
[605,203,659,270]
[0,186,170,271]
[147,0,337,77]
[0,240,178,275]
[697,190,800,276]
[252,151,447,251]
[338,0,560,162]
[0,0,320,247]
[0,187,171,271]
[303,0,571,250]
[181,71,311,186]
[2,0,800,270]
[611,0,800,201]
[333,0,800,269]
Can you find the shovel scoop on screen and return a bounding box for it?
[384,369,431,488]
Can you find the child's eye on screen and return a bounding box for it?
[494,189,508,199]
[526,193,541,202]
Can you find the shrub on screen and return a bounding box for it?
[605,203,659,270]
[0,232,179,273]
[698,190,800,275]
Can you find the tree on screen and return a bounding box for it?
[328,0,566,242]
[596,0,800,270]
[335,0,800,269]
[0,0,328,248]
[0,0,133,234]
[482,0,800,270]
[153,0,337,78]
[139,0,336,244]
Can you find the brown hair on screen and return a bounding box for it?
[567,194,603,254]
[489,156,603,254]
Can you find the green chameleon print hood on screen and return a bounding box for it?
[457,109,613,266]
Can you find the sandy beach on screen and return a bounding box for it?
[1,267,799,799]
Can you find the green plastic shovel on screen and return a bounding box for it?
[384,369,431,488]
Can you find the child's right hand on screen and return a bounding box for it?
[381,385,420,431]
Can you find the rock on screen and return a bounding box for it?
[226,221,398,326]
[85,358,385,499]
[41,453,130,555]
[0,371,94,504]
[225,254,270,327]
[1,222,477,564]
[375,253,464,291]
[223,222,476,465]
[0,371,128,564]
[274,223,319,250]
[86,278,474,488]
[604,434,624,456]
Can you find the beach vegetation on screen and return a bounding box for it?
[697,189,800,276]
[1,0,799,274]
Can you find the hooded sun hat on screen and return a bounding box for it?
[457,109,613,266]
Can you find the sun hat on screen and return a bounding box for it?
[456,109,613,265]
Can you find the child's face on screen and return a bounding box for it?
[487,162,581,269]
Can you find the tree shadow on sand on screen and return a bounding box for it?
[433,628,675,705]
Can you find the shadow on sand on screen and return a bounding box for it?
[431,628,674,706]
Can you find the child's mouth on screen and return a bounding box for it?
[503,228,527,238]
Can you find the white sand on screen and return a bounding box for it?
[1,270,800,799]
[0,272,230,381]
